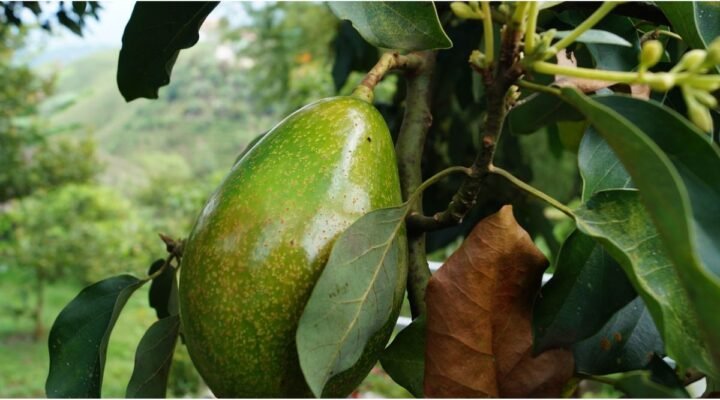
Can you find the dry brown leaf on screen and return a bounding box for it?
[424,205,574,398]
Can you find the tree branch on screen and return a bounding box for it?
[395,51,437,319]
[408,21,525,232]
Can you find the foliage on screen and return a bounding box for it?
[0,1,101,38]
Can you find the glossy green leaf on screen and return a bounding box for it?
[554,29,631,46]
[507,92,583,135]
[46,275,145,397]
[126,316,181,398]
[658,2,720,51]
[561,89,720,378]
[297,205,408,397]
[117,2,219,101]
[574,189,714,381]
[148,260,178,319]
[379,315,425,398]
[328,2,452,51]
[533,230,635,352]
[614,370,688,398]
[578,128,632,200]
[573,297,663,375]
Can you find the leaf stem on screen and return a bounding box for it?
[516,79,561,96]
[546,1,621,58]
[481,1,494,64]
[490,165,576,219]
[408,166,473,208]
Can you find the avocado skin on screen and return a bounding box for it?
[179,97,406,397]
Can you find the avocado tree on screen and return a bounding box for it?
[46,1,720,398]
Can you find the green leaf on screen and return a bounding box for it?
[125,316,181,398]
[561,89,720,378]
[574,189,713,381]
[117,2,219,101]
[578,128,632,201]
[46,275,146,397]
[507,92,584,135]
[379,315,425,398]
[658,2,720,51]
[148,260,178,319]
[554,29,632,46]
[573,297,663,375]
[327,2,452,51]
[533,230,636,352]
[614,370,688,398]
[297,205,408,397]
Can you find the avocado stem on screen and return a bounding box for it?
[352,52,425,103]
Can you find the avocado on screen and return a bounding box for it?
[179,96,405,397]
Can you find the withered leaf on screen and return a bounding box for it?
[424,206,574,397]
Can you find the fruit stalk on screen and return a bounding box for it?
[352,52,426,103]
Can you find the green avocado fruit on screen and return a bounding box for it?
[179,96,407,397]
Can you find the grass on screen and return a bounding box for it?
[0,270,202,398]
[0,269,412,398]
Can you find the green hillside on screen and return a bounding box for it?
[46,42,276,192]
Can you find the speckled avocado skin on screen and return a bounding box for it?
[179,97,405,398]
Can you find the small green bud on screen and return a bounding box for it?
[639,40,663,69]
[649,73,676,91]
[469,50,487,68]
[685,89,714,133]
[451,2,481,19]
[679,49,708,72]
[694,90,718,109]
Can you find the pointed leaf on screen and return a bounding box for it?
[328,2,452,51]
[297,205,408,397]
[46,275,145,397]
[148,260,178,319]
[573,297,663,375]
[561,89,720,379]
[424,206,573,397]
[574,189,714,381]
[554,29,632,46]
[117,2,219,101]
[578,128,632,200]
[533,230,636,352]
[379,315,425,398]
[126,315,181,398]
[658,2,720,51]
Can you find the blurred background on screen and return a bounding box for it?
[0,1,581,397]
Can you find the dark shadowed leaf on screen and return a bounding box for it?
[614,370,688,398]
[533,230,636,352]
[332,20,379,92]
[126,316,181,398]
[379,315,425,398]
[117,2,219,101]
[554,29,631,46]
[46,275,145,397]
[507,92,583,135]
[574,189,714,381]
[561,89,720,379]
[328,2,451,51]
[297,205,408,397]
[573,297,663,375]
[148,260,178,319]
